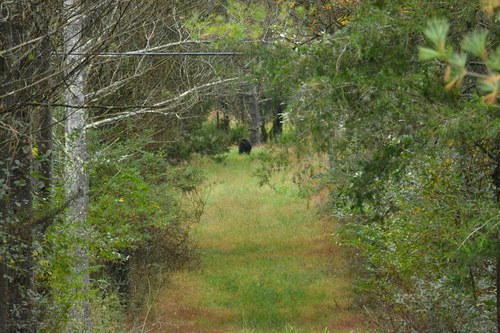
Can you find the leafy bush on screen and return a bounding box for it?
[188,121,232,157]
[253,147,290,190]
[89,148,204,303]
[33,133,208,330]
[333,137,498,332]
[29,144,203,323]
[228,123,247,144]
[256,1,499,331]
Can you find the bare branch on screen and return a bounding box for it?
[0,36,46,57]
[85,77,241,129]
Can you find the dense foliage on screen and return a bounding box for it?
[195,0,499,331]
[28,137,205,331]
[0,1,218,331]
[1,0,498,331]
[245,1,499,331]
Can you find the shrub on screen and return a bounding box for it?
[86,147,205,311]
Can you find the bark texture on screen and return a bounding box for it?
[63,0,92,331]
[249,86,261,146]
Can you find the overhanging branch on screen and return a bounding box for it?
[56,51,243,57]
[84,77,241,129]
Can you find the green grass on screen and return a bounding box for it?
[145,147,367,332]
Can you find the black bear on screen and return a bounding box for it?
[238,139,252,155]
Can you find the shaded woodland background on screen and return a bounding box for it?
[1,1,499,332]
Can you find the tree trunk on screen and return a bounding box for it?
[63,0,92,331]
[260,122,268,144]
[497,253,499,333]
[38,94,53,202]
[249,86,261,146]
[271,100,285,140]
[494,151,500,333]
[222,112,230,133]
[10,116,34,333]
[0,89,10,333]
[0,263,7,333]
[0,114,34,333]
[0,6,35,331]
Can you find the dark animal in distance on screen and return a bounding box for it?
[238,139,252,155]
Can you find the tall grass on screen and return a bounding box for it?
[144,147,367,332]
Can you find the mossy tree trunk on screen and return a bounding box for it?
[0,5,38,331]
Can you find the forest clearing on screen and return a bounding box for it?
[139,148,366,332]
[1,1,498,332]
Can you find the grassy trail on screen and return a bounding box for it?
[144,148,366,332]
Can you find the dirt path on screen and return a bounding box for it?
[142,149,367,332]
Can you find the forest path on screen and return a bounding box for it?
[142,147,366,333]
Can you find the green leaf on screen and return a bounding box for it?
[485,46,500,71]
[418,47,442,61]
[31,171,50,181]
[462,30,489,58]
[478,75,499,93]
[295,6,306,19]
[423,18,449,52]
[449,53,467,68]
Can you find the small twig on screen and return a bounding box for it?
[458,216,499,250]
[475,141,496,161]
[140,278,153,333]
